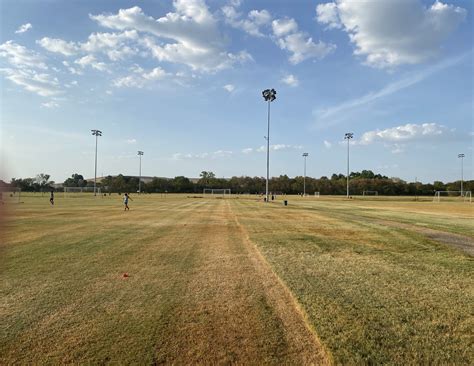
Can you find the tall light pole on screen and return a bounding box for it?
[458,153,465,196]
[302,153,309,196]
[344,132,354,198]
[138,151,144,194]
[262,88,276,203]
[91,129,102,196]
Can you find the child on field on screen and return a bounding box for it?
[123,193,132,211]
[50,189,54,205]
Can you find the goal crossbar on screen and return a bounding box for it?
[363,190,378,196]
[64,187,101,197]
[433,190,471,203]
[203,188,231,196]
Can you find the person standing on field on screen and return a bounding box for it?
[49,189,54,205]
[123,193,132,211]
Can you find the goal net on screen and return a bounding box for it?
[0,187,21,203]
[363,190,378,196]
[203,188,231,197]
[64,187,101,197]
[433,191,472,203]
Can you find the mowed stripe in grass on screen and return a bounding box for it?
[232,198,473,364]
[2,198,210,363]
[292,197,474,237]
[1,196,327,364]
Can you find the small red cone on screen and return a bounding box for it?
[122,273,129,278]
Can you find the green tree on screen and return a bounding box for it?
[63,173,86,187]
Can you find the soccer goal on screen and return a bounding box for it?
[314,192,320,197]
[433,191,472,203]
[0,187,21,203]
[64,187,101,197]
[363,190,378,196]
[203,188,231,197]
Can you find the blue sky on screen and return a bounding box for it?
[0,0,472,183]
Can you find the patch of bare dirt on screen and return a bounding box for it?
[377,220,474,256]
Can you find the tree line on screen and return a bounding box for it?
[4,170,472,196]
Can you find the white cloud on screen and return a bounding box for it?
[316,3,341,29]
[390,144,405,154]
[37,38,79,56]
[81,31,139,61]
[213,150,233,157]
[272,18,298,37]
[314,53,467,123]
[281,74,298,87]
[359,123,447,145]
[222,5,271,37]
[113,66,168,88]
[324,140,332,149]
[38,31,140,61]
[272,18,335,64]
[62,60,82,75]
[316,0,466,68]
[0,68,62,97]
[0,41,65,99]
[41,100,59,109]
[90,3,252,72]
[255,144,303,152]
[249,10,272,26]
[0,41,47,69]
[353,122,454,154]
[223,84,235,92]
[15,23,33,34]
[126,138,137,144]
[64,80,78,88]
[222,5,334,64]
[173,150,233,160]
[74,55,109,72]
[242,147,253,154]
[142,67,167,80]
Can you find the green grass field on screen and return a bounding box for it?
[1,194,473,364]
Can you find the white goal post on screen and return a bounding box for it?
[314,192,320,197]
[433,191,471,203]
[0,187,21,203]
[64,187,101,197]
[363,190,379,196]
[203,188,231,196]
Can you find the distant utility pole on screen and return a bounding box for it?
[302,153,309,196]
[138,151,144,194]
[458,153,465,195]
[262,88,276,203]
[91,129,102,196]
[344,132,354,198]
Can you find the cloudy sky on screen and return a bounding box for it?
[0,0,472,183]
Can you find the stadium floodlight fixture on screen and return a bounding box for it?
[302,153,309,196]
[458,153,465,195]
[91,129,102,196]
[262,88,277,203]
[344,132,354,198]
[138,151,144,194]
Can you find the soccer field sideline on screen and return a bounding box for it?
[1,195,473,364]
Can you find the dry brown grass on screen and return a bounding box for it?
[2,193,472,364]
[232,197,473,364]
[1,195,329,364]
